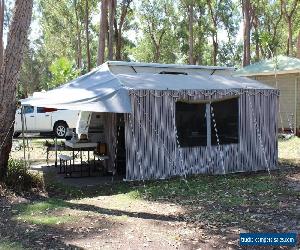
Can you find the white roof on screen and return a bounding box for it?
[22,62,274,113]
[107,61,235,76]
[107,60,234,70]
[234,55,300,76]
[117,73,271,90]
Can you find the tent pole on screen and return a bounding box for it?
[295,77,298,135]
[21,106,26,167]
[55,137,58,167]
[206,103,211,147]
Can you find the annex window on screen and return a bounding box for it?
[175,98,239,148]
[175,102,207,147]
[210,98,239,145]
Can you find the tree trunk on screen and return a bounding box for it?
[242,0,251,66]
[0,0,33,180]
[115,25,122,60]
[108,0,115,60]
[253,14,260,61]
[154,45,160,62]
[212,38,218,65]
[281,0,299,57]
[85,0,91,71]
[115,0,132,60]
[97,0,108,65]
[255,37,260,61]
[188,4,194,65]
[297,31,300,59]
[207,0,218,65]
[0,0,4,69]
[287,16,292,56]
[74,0,82,70]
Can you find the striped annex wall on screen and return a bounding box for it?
[103,112,117,173]
[123,89,279,181]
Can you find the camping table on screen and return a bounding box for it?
[64,141,97,177]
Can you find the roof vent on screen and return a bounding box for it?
[159,71,188,75]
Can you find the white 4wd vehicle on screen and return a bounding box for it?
[14,106,79,138]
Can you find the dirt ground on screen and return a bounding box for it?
[1,136,299,250]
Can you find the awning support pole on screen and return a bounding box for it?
[55,137,58,167]
[21,106,26,167]
[295,77,298,135]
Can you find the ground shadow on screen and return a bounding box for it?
[0,196,121,249]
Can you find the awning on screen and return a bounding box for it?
[21,63,132,113]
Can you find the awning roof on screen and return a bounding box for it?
[107,60,235,71]
[22,63,132,113]
[22,62,275,113]
[234,55,300,76]
[117,73,272,90]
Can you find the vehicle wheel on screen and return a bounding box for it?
[54,122,68,138]
[13,132,21,138]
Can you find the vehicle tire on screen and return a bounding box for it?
[54,122,68,138]
[13,132,21,138]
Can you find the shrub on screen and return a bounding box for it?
[5,159,44,192]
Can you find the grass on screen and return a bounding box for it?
[278,136,300,164]
[33,168,298,234]
[0,240,24,250]
[45,168,298,206]
[44,168,297,202]
[13,199,74,225]
[3,173,298,247]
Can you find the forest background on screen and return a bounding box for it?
[1,0,299,98]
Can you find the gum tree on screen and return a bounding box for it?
[0,0,33,180]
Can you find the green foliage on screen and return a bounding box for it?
[131,0,180,63]
[4,159,44,192]
[18,40,45,98]
[38,0,99,67]
[48,57,79,89]
[15,0,300,99]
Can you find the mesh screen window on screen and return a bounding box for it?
[211,98,239,145]
[175,102,207,147]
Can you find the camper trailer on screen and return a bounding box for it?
[22,61,279,180]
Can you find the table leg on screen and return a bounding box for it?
[93,154,96,171]
[80,150,83,176]
[46,148,49,167]
[55,138,58,168]
[72,149,75,174]
[65,160,68,178]
[88,151,91,176]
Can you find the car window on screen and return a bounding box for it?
[23,106,34,114]
[37,107,45,113]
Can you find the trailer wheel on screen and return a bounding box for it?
[54,121,68,138]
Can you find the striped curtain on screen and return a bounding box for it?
[103,112,117,173]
